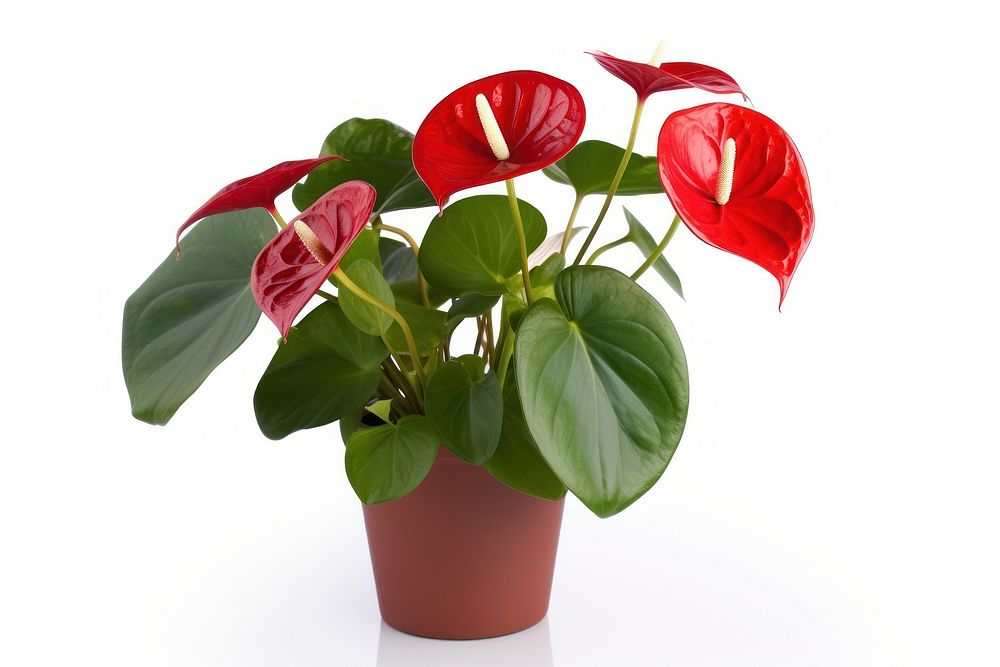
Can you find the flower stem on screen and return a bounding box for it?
[573,97,645,265]
[586,233,631,265]
[505,179,534,304]
[267,206,287,230]
[333,266,427,388]
[374,219,431,308]
[560,194,585,254]
[631,215,681,280]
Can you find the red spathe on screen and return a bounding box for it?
[657,102,814,307]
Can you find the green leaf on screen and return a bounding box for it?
[378,237,446,307]
[292,118,435,216]
[123,210,276,425]
[514,266,689,517]
[345,415,440,504]
[254,301,388,440]
[624,207,684,299]
[365,399,393,424]
[425,355,503,464]
[446,293,500,329]
[339,259,395,335]
[485,376,566,500]
[340,228,382,271]
[384,301,447,356]
[419,195,546,297]
[542,140,662,197]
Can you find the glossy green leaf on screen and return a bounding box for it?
[123,210,276,425]
[292,118,435,215]
[419,195,546,297]
[339,260,395,335]
[384,301,447,356]
[446,293,499,330]
[345,415,440,504]
[542,140,662,197]
[485,375,566,500]
[624,207,684,299]
[254,301,387,439]
[514,266,689,517]
[378,237,446,306]
[425,355,503,464]
[340,228,382,271]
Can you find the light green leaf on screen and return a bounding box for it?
[419,195,546,297]
[339,259,395,335]
[425,355,503,464]
[345,415,440,504]
[254,301,387,439]
[123,209,276,425]
[365,399,393,424]
[514,266,689,517]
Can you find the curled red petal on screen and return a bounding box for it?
[176,156,344,248]
[587,51,747,102]
[251,181,376,338]
[657,103,813,307]
[413,70,586,210]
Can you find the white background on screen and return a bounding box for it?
[2,1,998,665]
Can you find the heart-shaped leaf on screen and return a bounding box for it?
[292,118,434,216]
[339,259,396,336]
[623,207,684,299]
[345,415,440,504]
[425,355,503,464]
[251,181,376,338]
[253,301,387,440]
[419,195,546,297]
[177,156,341,248]
[413,70,586,209]
[124,210,276,425]
[485,376,566,500]
[514,266,689,517]
[543,140,661,197]
[446,293,500,330]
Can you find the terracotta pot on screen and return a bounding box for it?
[362,446,565,640]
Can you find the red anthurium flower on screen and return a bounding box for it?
[251,180,376,338]
[413,70,586,210]
[587,50,747,102]
[657,102,813,307]
[176,156,343,249]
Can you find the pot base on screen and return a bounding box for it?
[362,447,565,640]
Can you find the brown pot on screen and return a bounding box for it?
[362,446,565,640]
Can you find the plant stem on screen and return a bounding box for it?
[473,316,485,357]
[631,215,682,280]
[333,266,427,388]
[382,361,420,413]
[315,288,337,302]
[505,179,535,304]
[573,97,645,265]
[484,309,495,365]
[560,194,585,254]
[374,219,431,308]
[495,329,515,390]
[267,206,287,230]
[586,233,631,265]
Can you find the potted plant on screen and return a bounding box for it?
[123,43,813,640]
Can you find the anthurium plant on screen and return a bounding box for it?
[123,43,813,518]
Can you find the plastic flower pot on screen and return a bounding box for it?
[362,446,565,640]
